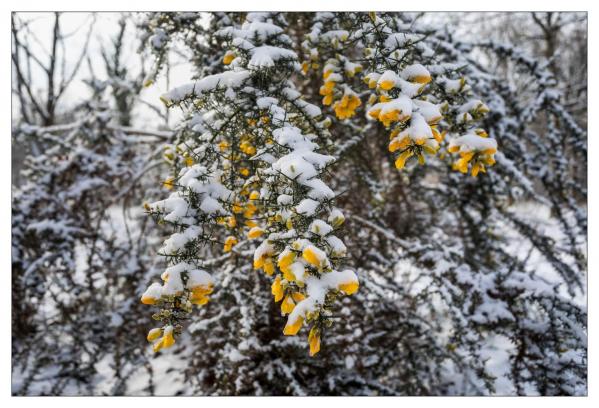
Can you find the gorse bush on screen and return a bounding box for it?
[136,12,586,395]
[12,11,586,396]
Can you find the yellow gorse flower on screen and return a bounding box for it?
[301,61,310,75]
[271,275,284,302]
[218,140,230,151]
[247,227,264,239]
[395,150,414,170]
[223,236,238,253]
[162,177,175,190]
[278,250,296,270]
[283,316,304,336]
[153,338,164,352]
[152,326,175,353]
[146,328,162,342]
[263,257,275,276]
[227,216,237,228]
[308,326,321,356]
[333,93,362,120]
[319,80,337,106]
[379,80,395,91]
[281,294,296,315]
[338,280,359,295]
[302,247,321,268]
[223,51,235,65]
[162,328,175,349]
[189,284,213,305]
[141,294,157,305]
[292,292,306,302]
[448,139,497,177]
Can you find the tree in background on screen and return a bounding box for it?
[11,15,171,395]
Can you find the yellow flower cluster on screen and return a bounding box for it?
[302,246,325,270]
[142,265,215,353]
[388,124,445,170]
[247,226,264,239]
[222,189,262,247]
[333,92,362,120]
[223,236,237,252]
[239,139,256,156]
[300,47,321,76]
[448,138,497,177]
[271,275,307,316]
[147,326,176,353]
[189,283,213,306]
[318,58,360,110]
[368,104,410,127]
[255,207,358,356]
[319,78,337,106]
[213,126,267,252]
[279,272,359,339]
[278,249,297,282]
[254,252,275,276]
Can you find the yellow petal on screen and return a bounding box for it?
[141,295,157,305]
[339,280,359,295]
[263,258,275,276]
[309,327,321,356]
[302,247,321,268]
[454,158,469,173]
[147,328,162,342]
[460,151,475,161]
[223,52,235,65]
[411,74,431,84]
[283,316,304,336]
[162,332,175,349]
[389,138,402,153]
[281,295,296,315]
[278,250,296,269]
[191,295,209,305]
[379,80,395,90]
[395,150,413,170]
[227,216,237,228]
[253,256,265,270]
[152,338,164,353]
[271,276,284,302]
[482,155,496,166]
[248,227,264,239]
[163,177,175,190]
[301,61,310,75]
[281,265,296,282]
[292,292,306,302]
[218,140,230,151]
